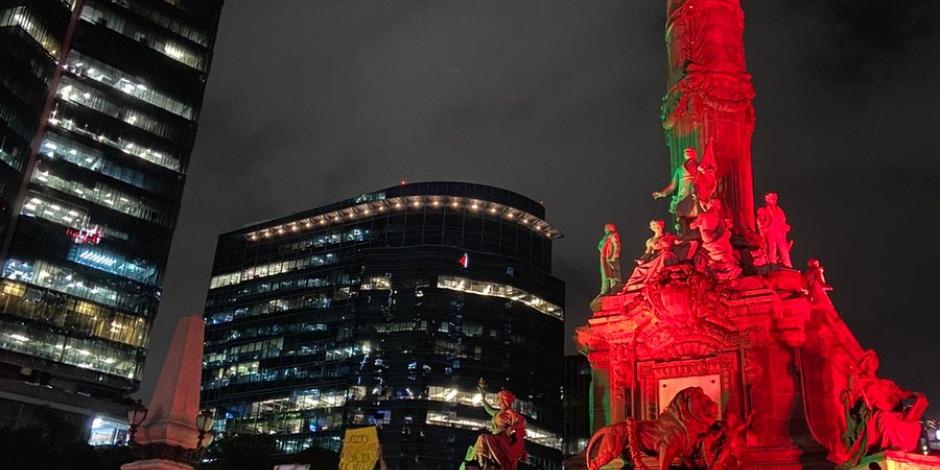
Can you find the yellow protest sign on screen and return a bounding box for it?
[339,426,379,470]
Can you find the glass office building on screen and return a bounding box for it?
[0,0,223,432]
[562,354,592,459]
[202,182,566,469]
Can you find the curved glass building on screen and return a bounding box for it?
[201,181,565,469]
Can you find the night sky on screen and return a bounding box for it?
[139,0,940,410]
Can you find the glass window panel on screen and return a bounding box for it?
[79,3,207,71]
[0,6,61,57]
[48,109,182,171]
[65,51,195,119]
[32,164,168,225]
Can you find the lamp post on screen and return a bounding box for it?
[195,409,215,450]
[126,399,148,445]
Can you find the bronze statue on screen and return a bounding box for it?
[462,379,527,470]
[598,223,622,295]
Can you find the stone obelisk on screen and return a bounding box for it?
[661,0,756,230]
[122,314,205,470]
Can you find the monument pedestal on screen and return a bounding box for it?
[122,460,195,470]
[576,262,911,469]
[850,452,940,470]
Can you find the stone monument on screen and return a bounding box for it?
[576,1,936,469]
[122,314,209,470]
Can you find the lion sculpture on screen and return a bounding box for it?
[585,387,719,470]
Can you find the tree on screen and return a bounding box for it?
[0,407,133,469]
[199,433,340,470]
[200,433,277,470]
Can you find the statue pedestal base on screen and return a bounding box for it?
[849,452,940,470]
[121,460,194,470]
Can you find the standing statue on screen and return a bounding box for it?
[835,351,928,468]
[803,258,833,306]
[653,147,699,235]
[694,140,719,208]
[756,192,792,268]
[585,387,719,470]
[598,223,622,295]
[624,220,680,291]
[690,199,741,281]
[462,379,526,470]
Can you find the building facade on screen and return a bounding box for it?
[201,182,565,469]
[0,0,223,442]
[562,354,591,459]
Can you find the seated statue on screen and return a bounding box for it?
[462,379,527,470]
[690,199,741,281]
[624,220,680,291]
[835,350,928,467]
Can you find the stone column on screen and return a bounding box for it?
[122,314,206,470]
[587,350,612,431]
[607,344,633,424]
[662,0,756,230]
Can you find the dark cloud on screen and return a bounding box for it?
[139,1,940,415]
[778,0,939,85]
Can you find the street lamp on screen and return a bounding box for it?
[195,409,215,450]
[126,399,148,444]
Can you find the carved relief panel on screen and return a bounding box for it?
[636,351,742,420]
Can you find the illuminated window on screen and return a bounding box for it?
[88,416,128,446]
[209,253,338,289]
[2,259,153,314]
[31,166,167,225]
[56,77,186,143]
[206,292,331,324]
[65,51,195,120]
[0,6,60,56]
[204,361,261,388]
[48,109,181,171]
[0,280,147,347]
[21,191,90,230]
[67,245,158,285]
[0,281,24,297]
[360,274,391,290]
[205,337,283,366]
[103,0,210,46]
[0,318,140,379]
[42,133,165,193]
[79,4,207,71]
[0,147,24,172]
[436,275,563,319]
[425,410,561,450]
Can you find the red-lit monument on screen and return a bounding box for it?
[576,1,934,469]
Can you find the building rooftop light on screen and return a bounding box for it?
[243,196,563,242]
